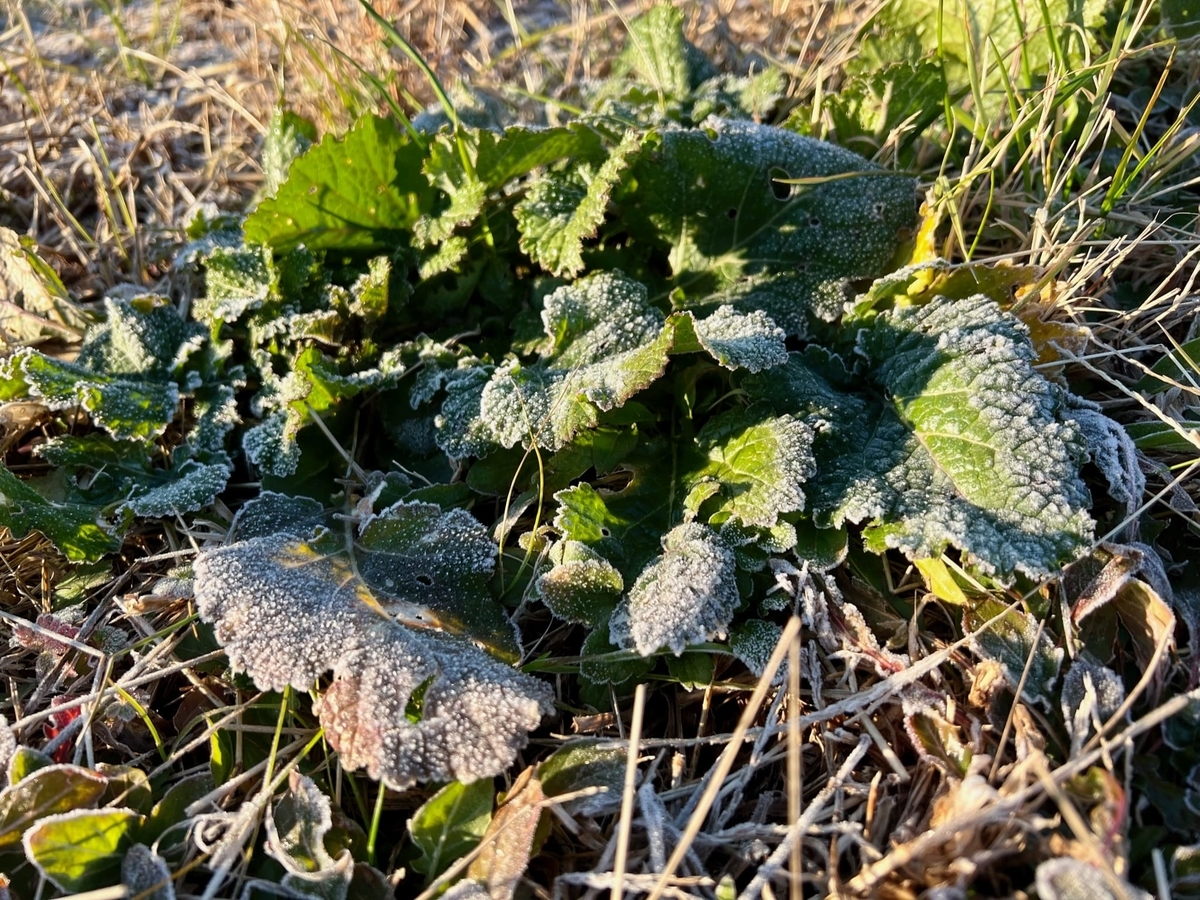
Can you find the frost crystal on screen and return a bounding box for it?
[792,294,1095,577]
[611,522,740,656]
[688,306,787,372]
[193,529,554,788]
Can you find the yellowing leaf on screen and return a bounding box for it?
[914,557,970,605]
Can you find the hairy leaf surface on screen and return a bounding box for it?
[193,500,553,789]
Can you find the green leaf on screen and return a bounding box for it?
[863,0,1104,109]
[4,349,178,441]
[535,541,623,627]
[666,652,713,689]
[23,807,141,892]
[823,60,947,152]
[610,522,741,656]
[516,130,642,276]
[0,466,118,561]
[622,119,918,335]
[475,125,606,186]
[684,407,814,528]
[963,598,1062,710]
[0,764,107,850]
[7,747,53,784]
[537,739,625,814]
[611,6,709,101]
[408,778,493,881]
[554,438,677,585]
[193,510,554,789]
[263,108,317,197]
[670,306,788,372]
[141,772,213,846]
[1164,0,1200,37]
[759,295,1094,577]
[1134,337,1200,393]
[244,114,434,252]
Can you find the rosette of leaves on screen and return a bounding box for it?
[193,492,553,789]
[0,293,234,560]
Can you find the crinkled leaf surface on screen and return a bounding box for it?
[515,130,642,276]
[684,406,813,528]
[193,503,553,789]
[621,117,918,334]
[754,295,1093,576]
[76,295,205,380]
[610,522,740,655]
[3,349,178,441]
[963,598,1062,710]
[244,114,433,252]
[534,540,623,627]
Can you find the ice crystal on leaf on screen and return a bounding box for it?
[193,500,553,789]
[621,117,918,335]
[683,305,788,372]
[750,295,1094,577]
[610,522,740,656]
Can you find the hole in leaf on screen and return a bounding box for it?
[415,573,434,587]
[404,674,437,724]
[872,201,886,219]
[808,215,821,228]
[768,167,792,201]
[726,208,738,220]
[600,527,612,538]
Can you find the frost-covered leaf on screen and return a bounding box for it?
[535,541,623,627]
[0,716,13,776]
[266,772,355,900]
[35,435,230,524]
[356,501,517,655]
[245,114,434,252]
[537,740,625,816]
[0,466,117,561]
[408,778,493,882]
[684,407,814,528]
[691,68,786,122]
[0,764,106,850]
[729,619,783,677]
[3,349,178,440]
[1061,655,1126,754]
[23,807,140,892]
[191,243,273,329]
[823,59,946,152]
[676,306,788,372]
[231,491,326,541]
[263,108,317,197]
[758,295,1094,577]
[467,272,671,451]
[415,133,487,247]
[121,843,174,900]
[76,295,205,381]
[516,130,642,276]
[963,599,1062,710]
[193,520,554,789]
[610,522,740,656]
[622,118,918,335]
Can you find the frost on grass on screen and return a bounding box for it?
[754,295,1094,577]
[622,117,918,335]
[610,522,740,656]
[193,520,554,788]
